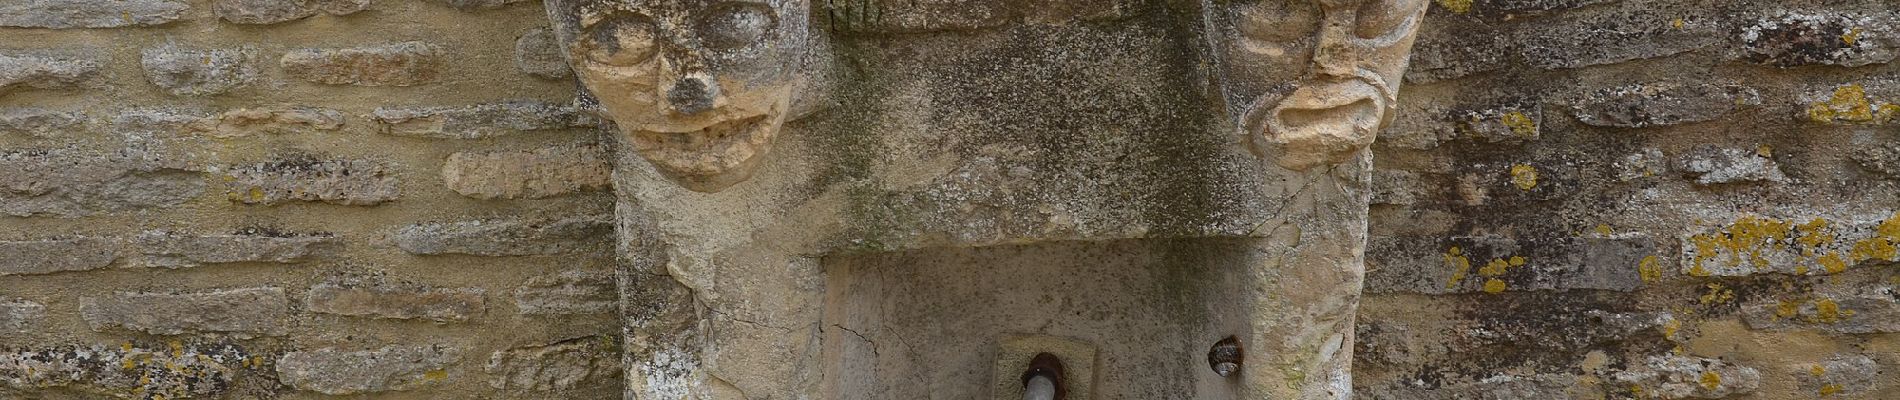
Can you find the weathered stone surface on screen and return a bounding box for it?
[0,0,188,28]
[1359,373,1579,400]
[1516,9,1720,70]
[1743,286,1900,333]
[371,100,597,139]
[1404,23,1506,83]
[182,107,346,137]
[485,336,620,391]
[1680,214,1900,277]
[0,300,44,333]
[439,0,529,10]
[1610,355,1760,399]
[0,108,85,138]
[513,270,615,315]
[443,143,610,200]
[112,107,211,133]
[135,229,337,268]
[1366,235,1654,294]
[222,156,400,206]
[140,47,260,96]
[0,150,205,217]
[1428,0,1616,20]
[1794,355,1880,397]
[515,27,572,79]
[1675,146,1786,185]
[277,345,461,395]
[214,0,368,25]
[80,287,291,338]
[0,52,103,94]
[1856,141,1900,177]
[0,343,255,399]
[1738,12,1897,68]
[394,214,611,256]
[1450,103,1541,142]
[0,237,118,276]
[1802,83,1898,125]
[1615,148,1667,181]
[282,42,443,86]
[1573,84,1761,128]
[305,279,485,322]
[819,0,1011,33]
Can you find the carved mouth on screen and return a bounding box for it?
[627,112,780,191]
[1247,78,1389,170]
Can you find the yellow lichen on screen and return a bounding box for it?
[1672,18,1686,30]
[1812,364,1827,376]
[1500,111,1537,138]
[1699,283,1735,305]
[1821,383,1844,396]
[1596,224,1615,237]
[1843,28,1863,46]
[1690,216,1795,274]
[1700,371,1722,390]
[1483,278,1508,294]
[1819,252,1848,274]
[1434,0,1472,14]
[1811,298,1853,324]
[1639,255,1664,283]
[1776,299,1802,319]
[1807,84,1898,124]
[1444,246,1472,289]
[1510,164,1538,191]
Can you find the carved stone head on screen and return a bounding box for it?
[545,0,811,192]
[1205,0,1426,170]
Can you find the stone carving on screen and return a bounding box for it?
[1207,0,1425,171]
[549,1,1424,399]
[544,0,812,192]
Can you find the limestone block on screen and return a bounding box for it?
[276,345,461,395]
[221,156,400,206]
[1738,12,1897,68]
[140,47,260,96]
[0,343,254,399]
[512,270,616,315]
[515,27,572,79]
[1572,84,1761,128]
[0,108,86,138]
[442,143,610,200]
[182,107,346,137]
[0,237,119,276]
[1610,355,1760,399]
[80,287,291,338]
[1794,355,1880,397]
[0,299,44,333]
[281,42,443,86]
[213,0,367,25]
[0,150,205,217]
[1675,146,1786,185]
[485,337,620,391]
[393,214,611,256]
[134,230,338,268]
[1515,7,1721,70]
[304,280,486,322]
[0,0,188,28]
[1365,235,1655,294]
[0,51,104,94]
[371,100,597,139]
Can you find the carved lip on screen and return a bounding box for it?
[626,111,778,184]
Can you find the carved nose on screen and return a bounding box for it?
[665,73,719,115]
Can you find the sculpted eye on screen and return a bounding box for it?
[701,3,777,49]
[1236,0,1321,43]
[580,16,658,66]
[1354,0,1424,39]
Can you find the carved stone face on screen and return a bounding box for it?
[546,0,809,192]
[1206,0,1426,170]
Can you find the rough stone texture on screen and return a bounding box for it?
[485,336,619,391]
[371,100,597,139]
[514,27,572,79]
[214,0,369,25]
[1610,355,1761,399]
[1802,83,1899,125]
[442,143,610,199]
[222,156,401,206]
[1358,373,1578,400]
[1742,285,1900,334]
[393,214,611,256]
[182,107,346,137]
[304,278,485,322]
[1366,236,1653,294]
[1794,355,1880,397]
[1515,7,1722,70]
[0,150,205,217]
[1675,145,1787,185]
[140,47,260,96]
[1856,141,1900,177]
[134,229,338,268]
[1572,84,1761,128]
[0,300,44,333]
[0,108,85,138]
[281,42,443,86]
[0,343,257,399]
[0,52,103,94]
[512,270,615,315]
[0,237,118,276]
[1679,214,1900,277]
[276,345,461,395]
[1738,12,1897,68]
[79,287,291,338]
[0,0,189,28]
[440,0,530,10]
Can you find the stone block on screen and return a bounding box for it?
[1609,355,1760,399]
[0,0,189,28]
[819,0,1012,33]
[277,345,461,395]
[394,214,612,256]
[1675,146,1785,185]
[0,51,103,94]
[0,300,44,333]
[140,47,260,96]
[134,229,337,268]
[213,0,367,25]
[442,143,610,200]
[222,156,400,206]
[281,42,443,86]
[305,279,485,322]
[513,270,616,315]
[0,237,118,276]
[1738,12,1897,68]
[0,343,255,399]
[1448,103,1542,143]
[1855,141,1900,177]
[80,287,291,338]
[485,336,619,391]
[1515,8,1720,70]
[0,108,85,138]
[438,0,529,10]
[0,149,205,217]
[515,27,572,79]
[1368,170,1422,206]
[1365,235,1654,294]
[182,107,346,137]
[1802,83,1898,125]
[1794,355,1879,397]
[1358,373,1578,400]
[1743,286,1900,334]
[371,100,597,139]
[1572,84,1761,128]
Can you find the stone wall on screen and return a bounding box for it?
[0,0,621,398]
[1358,0,1900,399]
